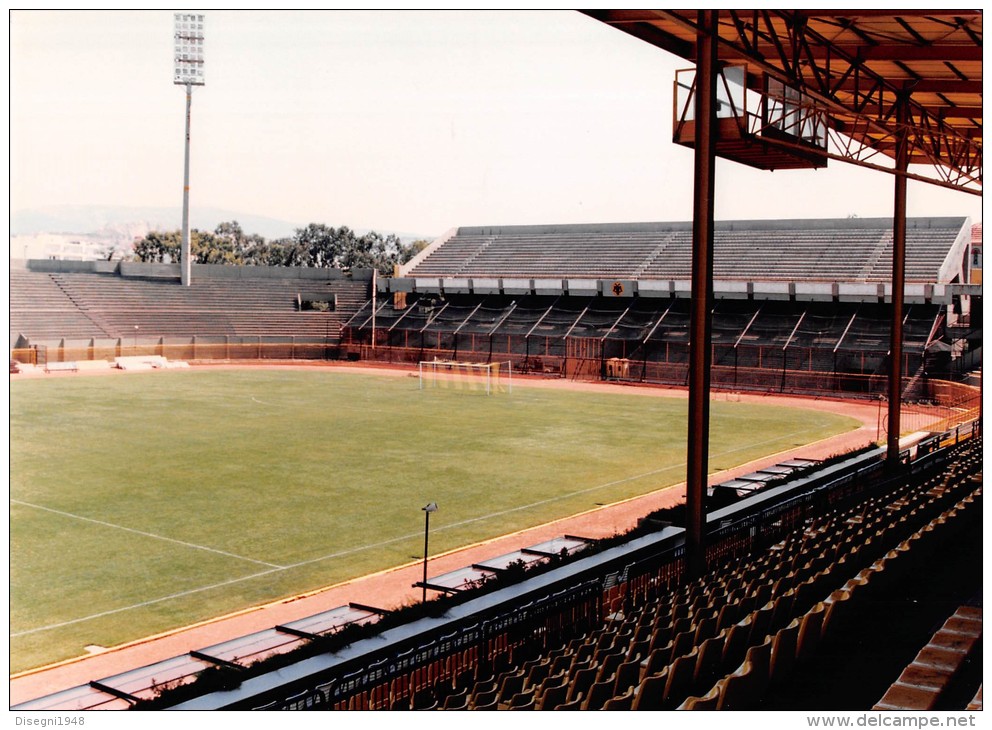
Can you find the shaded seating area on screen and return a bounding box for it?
[347,294,949,398]
[356,215,977,397]
[394,442,980,713]
[568,445,973,713]
[277,438,981,713]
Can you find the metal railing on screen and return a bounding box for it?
[213,422,979,711]
[11,338,343,367]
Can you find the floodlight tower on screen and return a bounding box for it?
[173,13,205,287]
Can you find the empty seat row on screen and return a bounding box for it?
[295,440,979,712]
[12,271,370,345]
[680,483,982,711]
[408,224,962,283]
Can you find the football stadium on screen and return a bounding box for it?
[9,10,982,715]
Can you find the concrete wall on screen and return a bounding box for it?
[191,264,356,281]
[120,262,181,279]
[21,259,117,274]
[14,258,368,282]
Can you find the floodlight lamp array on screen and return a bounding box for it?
[173,13,205,86]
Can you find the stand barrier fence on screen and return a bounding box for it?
[11,337,342,367]
[12,334,977,434]
[248,422,979,711]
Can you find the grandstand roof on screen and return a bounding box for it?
[399,217,970,296]
[582,10,982,193]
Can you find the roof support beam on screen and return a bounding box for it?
[488,301,517,337]
[938,106,982,120]
[886,94,910,465]
[583,10,981,191]
[801,45,984,62]
[419,301,448,333]
[642,300,673,344]
[387,299,417,331]
[685,9,718,579]
[734,306,762,349]
[524,299,558,339]
[452,301,484,336]
[602,307,630,341]
[830,79,981,95]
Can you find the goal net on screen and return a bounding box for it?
[418,359,513,395]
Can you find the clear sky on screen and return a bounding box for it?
[9,9,982,239]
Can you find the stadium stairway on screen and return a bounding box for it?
[872,606,982,712]
[11,269,370,347]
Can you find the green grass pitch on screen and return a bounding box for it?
[9,368,860,672]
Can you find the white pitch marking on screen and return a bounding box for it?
[10,499,284,569]
[11,568,283,637]
[11,425,833,636]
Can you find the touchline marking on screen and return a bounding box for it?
[422,427,818,533]
[275,426,838,574]
[10,499,283,569]
[12,425,835,636]
[13,531,428,637]
[11,568,282,638]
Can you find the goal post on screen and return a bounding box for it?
[418,359,513,395]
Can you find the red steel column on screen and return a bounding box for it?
[887,95,909,463]
[686,10,718,577]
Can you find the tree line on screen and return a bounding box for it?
[131,221,429,275]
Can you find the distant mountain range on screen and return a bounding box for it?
[9,205,429,244]
[10,205,302,241]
